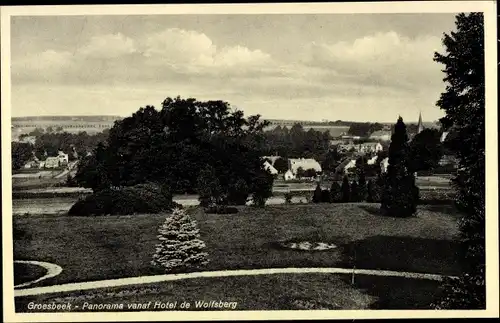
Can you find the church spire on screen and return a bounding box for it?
[417,111,424,134]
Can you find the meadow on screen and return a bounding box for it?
[14,203,462,310]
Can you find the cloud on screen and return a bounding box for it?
[300,31,445,90]
[79,33,137,59]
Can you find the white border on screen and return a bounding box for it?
[2,1,498,321]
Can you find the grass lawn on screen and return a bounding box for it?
[15,273,444,311]
[14,203,462,289]
[14,263,47,286]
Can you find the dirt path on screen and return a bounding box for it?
[14,265,456,297]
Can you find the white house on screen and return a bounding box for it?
[380,157,389,173]
[367,155,378,165]
[284,169,295,181]
[335,158,357,174]
[288,158,322,175]
[44,157,60,169]
[58,150,69,165]
[440,131,449,143]
[263,160,278,175]
[338,142,383,154]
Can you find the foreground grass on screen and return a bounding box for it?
[14,263,47,286]
[15,273,444,311]
[13,203,462,289]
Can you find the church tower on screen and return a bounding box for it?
[417,111,424,134]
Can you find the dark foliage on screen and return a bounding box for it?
[204,206,239,214]
[432,13,485,309]
[341,176,350,202]
[350,180,359,202]
[12,142,33,170]
[380,117,419,217]
[312,183,323,203]
[68,182,180,216]
[330,181,342,203]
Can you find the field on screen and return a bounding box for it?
[13,203,462,310]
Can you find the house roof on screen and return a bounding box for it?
[370,130,392,138]
[335,158,355,172]
[288,158,322,173]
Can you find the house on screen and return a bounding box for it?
[335,158,357,174]
[44,157,60,169]
[367,155,378,165]
[338,142,383,154]
[369,130,392,142]
[380,157,389,173]
[57,150,69,165]
[262,156,281,165]
[263,160,278,175]
[288,158,322,176]
[284,169,295,181]
[440,131,449,143]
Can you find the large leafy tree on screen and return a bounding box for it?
[76,97,273,199]
[380,117,419,217]
[409,128,444,172]
[12,142,33,170]
[432,13,485,309]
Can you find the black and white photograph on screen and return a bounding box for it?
[1,2,498,321]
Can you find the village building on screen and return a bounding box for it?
[335,158,357,175]
[367,155,378,165]
[44,157,60,169]
[288,158,322,176]
[58,150,69,166]
[263,160,278,175]
[338,142,383,154]
[262,156,281,165]
[380,157,389,173]
[284,169,295,181]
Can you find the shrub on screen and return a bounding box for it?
[284,192,293,204]
[227,178,250,206]
[151,208,209,273]
[358,171,368,202]
[68,182,180,216]
[251,170,274,207]
[330,181,342,203]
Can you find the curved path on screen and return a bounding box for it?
[14,260,63,289]
[14,267,457,298]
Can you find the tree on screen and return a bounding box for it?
[341,175,350,202]
[330,181,342,203]
[312,183,322,203]
[432,13,485,309]
[151,208,209,273]
[296,167,305,179]
[12,142,33,170]
[273,157,289,174]
[304,168,317,178]
[350,180,359,202]
[380,117,419,217]
[251,169,274,207]
[409,128,444,172]
[358,171,368,202]
[197,165,226,208]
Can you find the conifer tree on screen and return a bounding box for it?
[330,181,342,203]
[151,208,209,273]
[380,117,419,217]
[312,182,323,203]
[432,12,485,309]
[350,180,359,202]
[358,171,368,202]
[341,175,350,202]
[366,180,374,202]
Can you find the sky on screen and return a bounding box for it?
[10,13,459,122]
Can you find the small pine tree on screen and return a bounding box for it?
[358,171,368,202]
[312,183,323,203]
[380,117,419,217]
[151,208,209,273]
[330,181,342,203]
[350,180,359,202]
[341,175,350,202]
[367,180,374,202]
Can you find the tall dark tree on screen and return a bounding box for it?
[432,13,485,309]
[341,175,350,202]
[312,183,323,203]
[409,128,444,172]
[380,117,419,217]
[330,181,342,203]
[358,171,368,202]
[350,180,359,202]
